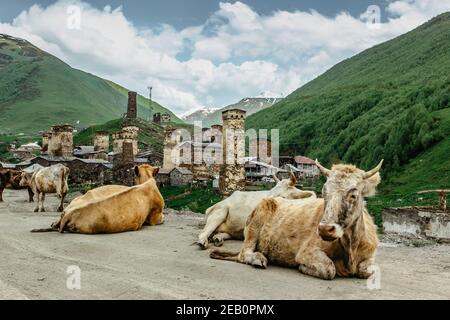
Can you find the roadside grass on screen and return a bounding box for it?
[160,183,223,214]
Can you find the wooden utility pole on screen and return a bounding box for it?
[417,189,450,210]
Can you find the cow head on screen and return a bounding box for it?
[134,164,160,185]
[270,172,313,200]
[316,159,383,241]
[19,172,33,187]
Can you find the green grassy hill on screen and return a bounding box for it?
[247,12,450,194]
[0,34,182,136]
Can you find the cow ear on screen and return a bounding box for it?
[153,167,159,177]
[361,172,381,197]
[134,166,140,177]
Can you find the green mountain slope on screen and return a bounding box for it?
[0,34,182,135]
[247,12,450,192]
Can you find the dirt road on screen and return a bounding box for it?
[0,189,449,300]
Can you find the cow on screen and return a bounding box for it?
[20,164,69,212]
[31,164,164,234]
[210,160,383,280]
[0,169,34,203]
[197,173,316,249]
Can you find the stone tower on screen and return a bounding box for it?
[219,109,246,196]
[112,126,139,156]
[94,131,109,152]
[127,91,137,119]
[210,124,223,143]
[48,124,73,158]
[42,131,51,152]
[162,125,178,170]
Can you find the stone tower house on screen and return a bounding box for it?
[112,126,139,156]
[94,131,109,152]
[219,109,246,196]
[48,124,73,158]
[162,125,180,170]
[42,131,51,152]
[127,91,137,119]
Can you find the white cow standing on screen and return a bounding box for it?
[197,173,316,249]
[20,163,69,212]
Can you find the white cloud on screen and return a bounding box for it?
[0,0,449,117]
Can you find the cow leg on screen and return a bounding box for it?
[34,193,41,212]
[40,193,46,212]
[58,193,66,212]
[295,249,336,280]
[212,233,232,247]
[27,188,34,203]
[356,258,376,279]
[236,216,268,269]
[0,187,4,202]
[197,206,228,249]
[146,208,164,226]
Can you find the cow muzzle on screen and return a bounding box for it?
[319,223,344,241]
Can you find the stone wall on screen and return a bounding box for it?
[383,207,450,241]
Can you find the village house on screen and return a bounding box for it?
[278,155,320,180]
[245,159,287,183]
[170,167,193,186]
[73,146,108,161]
[294,156,320,179]
[156,168,172,187]
[28,155,112,185]
[9,142,42,161]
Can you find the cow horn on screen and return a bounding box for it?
[315,159,331,176]
[289,172,297,185]
[363,159,384,179]
[272,174,280,183]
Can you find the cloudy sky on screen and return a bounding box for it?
[1,0,449,116]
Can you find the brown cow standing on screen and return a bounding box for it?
[210,160,383,280]
[0,168,34,202]
[31,164,164,234]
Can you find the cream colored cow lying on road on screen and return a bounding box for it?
[31,165,164,234]
[210,160,383,280]
[198,173,316,249]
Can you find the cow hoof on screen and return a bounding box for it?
[33,208,39,213]
[197,241,209,250]
[251,253,268,269]
[40,209,46,213]
[213,237,224,247]
[57,207,63,212]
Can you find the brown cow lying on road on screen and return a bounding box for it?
[210,160,383,280]
[20,164,69,212]
[0,168,34,203]
[31,164,164,234]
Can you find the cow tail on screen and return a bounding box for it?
[209,249,240,262]
[58,214,70,233]
[30,227,58,233]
